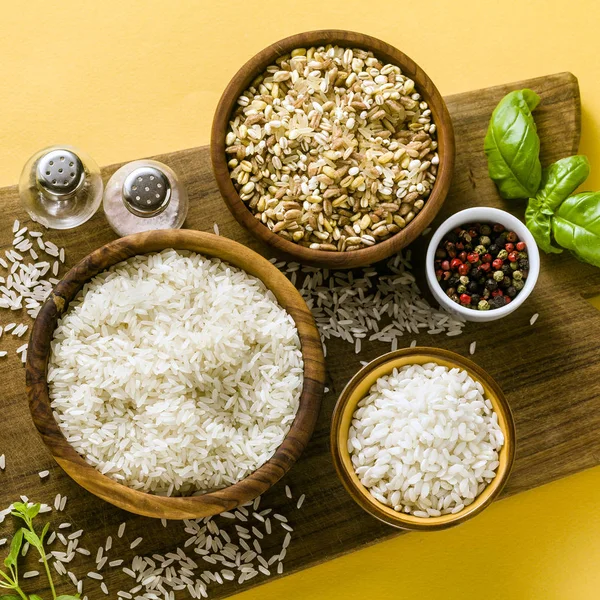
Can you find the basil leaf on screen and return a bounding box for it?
[21,530,41,552]
[40,523,49,544]
[535,155,590,212]
[3,530,23,569]
[525,200,563,254]
[484,89,542,199]
[29,596,44,600]
[0,595,21,599]
[552,192,600,266]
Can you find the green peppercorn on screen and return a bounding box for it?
[510,261,518,270]
[474,244,487,255]
[513,280,525,291]
[518,251,527,259]
[478,299,490,310]
[480,224,492,235]
[459,275,469,285]
[493,270,504,282]
[479,235,491,246]
[497,249,508,260]
[450,293,460,303]
[502,276,512,288]
[513,270,523,281]
[457,284,467,294]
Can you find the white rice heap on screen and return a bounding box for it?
[48,249,303,495]
[274,250,465,356]
[348,363,504,517]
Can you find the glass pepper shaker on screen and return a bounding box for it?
[103,160,188,237]
[19,145,103,229]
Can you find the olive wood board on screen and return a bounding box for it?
[1,71,599,599]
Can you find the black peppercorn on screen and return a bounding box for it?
[518,258,529,270]
[480,224,491,235]
[491,296,506,309]
[467,281,478,293]
[488,244,499,256]
[448,275,459,287]
[502,264,512,276]
[507,286,517,298]
[471,293,481,305]
[446,231,459,243]
[485,278,498,291]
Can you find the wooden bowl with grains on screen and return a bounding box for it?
[26,230,325,520]
[211,30,455,268]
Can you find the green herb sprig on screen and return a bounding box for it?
[0,502,79,600]
[484,89,600,268]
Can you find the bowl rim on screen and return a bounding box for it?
[26,229,325,519]
[210,29,455,268]
[425,207,540,319]
[330,347,516,531]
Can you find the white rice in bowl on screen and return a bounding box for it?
[48,249,304,496]
[348,362,504,517]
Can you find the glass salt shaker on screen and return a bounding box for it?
[103,160,188,237]
[19,145,103,229]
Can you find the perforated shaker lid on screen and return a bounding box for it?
[122,166,172,218]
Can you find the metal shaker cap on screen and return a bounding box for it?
[36,149,85,197]
[122,166,171,218]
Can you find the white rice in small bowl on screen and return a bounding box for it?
[47,249,304,496]
[348,362,504,517]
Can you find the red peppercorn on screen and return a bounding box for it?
[492,258,504,270]
[491,289,504,297]
[505,243,515,252]
[508,251,519,262]
[467,252,479,263]
[436,269,443,281]
[506,231,517,242]
[447,247,457,258]
[516,241,526,251]
[468,229,478,238]
[480,262,491,272]
[481,253,492,263]
[458,263,470,276]
[504,296,512,304]
[455,242,465,250]
[493,223,505,232]
[441,260,450,271]
[450,258,462,270]
[458,251,467,262]
[459,293,471,305]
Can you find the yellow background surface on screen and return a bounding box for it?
[3,1,600,598]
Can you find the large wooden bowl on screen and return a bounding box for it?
[331,347,516,531]
[26,230,325,519]
[211,30,455,268]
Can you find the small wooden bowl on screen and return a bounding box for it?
[211,30,455,269]
[26,230,325,520]
[331,347,516,531]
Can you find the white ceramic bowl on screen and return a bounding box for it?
[426,207,540,323]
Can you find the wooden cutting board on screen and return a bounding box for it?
[1,72,599,599]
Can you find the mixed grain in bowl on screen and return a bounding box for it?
[225,44,439,252]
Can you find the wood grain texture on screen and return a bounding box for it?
[0,72,597,600]
[330,347,516,531]
[211,30,455,268]
[26,230,325,519]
